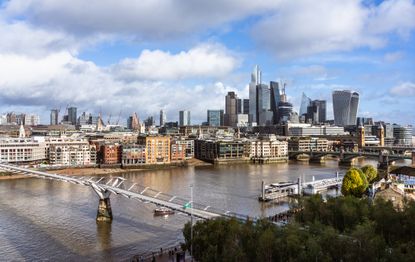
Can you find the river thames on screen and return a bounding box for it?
[0,159,406,261]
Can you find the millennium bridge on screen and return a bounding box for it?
[0,162,254,223]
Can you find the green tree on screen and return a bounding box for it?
[361,165,378,183]
[341,167,368,197]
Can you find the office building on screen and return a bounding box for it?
[332,90,359,126]
[159,110,166,127]
[256,83,272,126]
[179,110,191,126]
[50,109,59,125]
[249,65,261,123]
[270,81,281,124]
[207,110,224,127]
[23,114,40,126]
[306,100,326,124]
[224,92,238,127]
[277,101,293,123]
[236,114,249,127]
[243,99,249,115]
[393,125,413,146]
[68,107,77,125]
[127,113,140,131]
[300,92,312,116]
[0,138,47,163]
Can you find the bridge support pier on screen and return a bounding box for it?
[91,183,113,223]
[310,156,325,163]
[339,159,353,166]
[97,198,113,222]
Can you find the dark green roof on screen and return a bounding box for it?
[390,166,415,176]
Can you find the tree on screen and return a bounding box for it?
[341,167,368,197]
[361,165,378,183]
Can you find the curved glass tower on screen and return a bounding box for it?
[332,90,359,126]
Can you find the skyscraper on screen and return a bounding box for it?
[127,112,140,130]
[270,81,281,124]
[159,109,166,127]
[243,99,249,115]
[224,92,238,127]
[332,90,359,126]
[299,92,312,116]
[179,110,191,126]
[249,65,261,124]
[207,110,224,126]
[50,109,59,125]
[306,100,326,124]
[256,83,272,126]
[68,107,77,125]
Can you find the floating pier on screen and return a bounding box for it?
[259,172,343,201]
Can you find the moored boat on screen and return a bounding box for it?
[154,207,175,216]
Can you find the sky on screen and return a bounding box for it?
[0,0,414,126]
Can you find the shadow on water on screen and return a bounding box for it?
[0,202,89,261]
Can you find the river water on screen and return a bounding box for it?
[0,159,409,261]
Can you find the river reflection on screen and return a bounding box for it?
[0,159,410,261]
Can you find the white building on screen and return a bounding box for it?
[0,138,47,163]
[246,136,288,161]
[47,138,96,166]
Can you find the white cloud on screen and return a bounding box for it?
[112,43,240,81]
[367,0,415,38]
[384,51,404,62]
[2,0,280,39]
[252,0,415,58]
[390,82,415,96]
[0,46,240,123]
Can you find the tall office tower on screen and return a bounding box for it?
[332,90,359,126]
[68,107,77,125]
[207,110,224,126]
[270,81,281,124]
[224,92,238,127]
[306,100,327,124]
[50,109,59,125]
[179,110,191,126]
[243,99,249,114]
[236,98,243,114]
[299,92,312,116]
[159,109,166,127]
[127,113,140,130]
[249,65,261,123]
[256,84,272,126]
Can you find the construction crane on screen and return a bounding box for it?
[115,110,122,125]
[107,114,112,125]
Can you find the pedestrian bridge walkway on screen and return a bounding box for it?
[0,162,250,221]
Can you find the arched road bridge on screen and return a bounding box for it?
[288,150,412,165]
[0,162,253,223]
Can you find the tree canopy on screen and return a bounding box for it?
[183,196,415,262]
[341,167,368,197]
[361,165,378,183]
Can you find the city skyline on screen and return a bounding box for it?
[0,1,414,126]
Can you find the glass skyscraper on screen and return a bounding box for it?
[332,90,359,126]
[207,110,224,127]
[179,110,191,126]
[249,65,261,124]
[299,92,312,116]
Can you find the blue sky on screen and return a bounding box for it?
[0,0,414,126]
